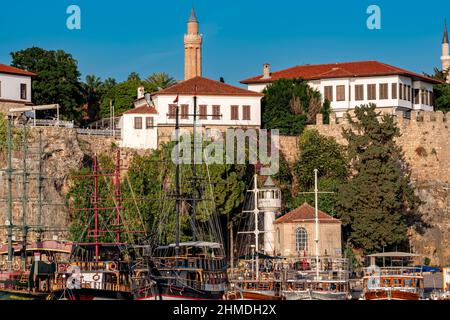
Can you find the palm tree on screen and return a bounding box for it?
[145,72,176,89]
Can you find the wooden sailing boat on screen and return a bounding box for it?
[50,150,159,300]
[0,119,72,300]
[144,94,228,300]
[361,252,424,300]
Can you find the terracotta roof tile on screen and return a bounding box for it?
[122,105,157,115]
[240,61,441,85]
[0,63,36,76]
[274,202,341,224]
[153,76,264,97]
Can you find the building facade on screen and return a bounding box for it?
[0,63,35,114]
[273,203,342,258]
[241,61,441,117]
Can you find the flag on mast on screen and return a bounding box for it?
[173,95,179,104]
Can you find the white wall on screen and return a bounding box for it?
[153,94,262,127]
[0,73,32,102]
[245,75,435,113]
[121,114,158,149]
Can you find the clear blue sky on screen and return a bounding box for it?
[0,0,449,87]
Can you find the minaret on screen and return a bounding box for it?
[442,19,450,83]
[184,8,202,80]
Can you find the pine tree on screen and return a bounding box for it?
[336,104,422,253]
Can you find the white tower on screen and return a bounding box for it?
[257,176,281,256]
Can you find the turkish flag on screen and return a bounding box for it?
[173,95,179,103]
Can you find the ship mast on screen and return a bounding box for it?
[314,169,319,281]
[6,115,14,271]
[175,98,180,254]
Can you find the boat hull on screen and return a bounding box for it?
[363,290,420,300]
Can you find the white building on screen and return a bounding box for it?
[241,61,442,117]
[119,77,263,150]
[0,63,35,113]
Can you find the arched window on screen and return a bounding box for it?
[296,227,308,252]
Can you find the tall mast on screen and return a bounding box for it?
[37,129,43,242]
[93,154,100,260]
[6,115,14,271]
[252,174,260,281]
[192,94,197,241]
[21,124,29,271]
[175,99,180,253]
[115,149,121,243]
[314,169,319,280]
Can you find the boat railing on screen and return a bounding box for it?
[56,260,127,273]
[363,266,423,277]
[52,277,130,292]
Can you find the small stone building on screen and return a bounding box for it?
[274,202,342,258]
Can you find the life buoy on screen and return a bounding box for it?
[92,273,100,281]
[58,264,67,273]
[13,262,21,271]
[108,262,117,271]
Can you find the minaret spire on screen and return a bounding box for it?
[442,18,450,83]
[443,19,449,44]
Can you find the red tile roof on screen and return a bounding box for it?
[274,202,341,224]
[122,105,157,115]
[240,61,441,85]
[0,63,36,76]
[153,76,264,97]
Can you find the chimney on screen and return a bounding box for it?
[262,63,271,79]
[137,86,145,100]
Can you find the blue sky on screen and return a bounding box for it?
[0,0,449,86]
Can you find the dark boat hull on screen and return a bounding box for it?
[52,288,133,300]
[0,289,49,300]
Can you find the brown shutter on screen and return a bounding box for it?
[243,105,251,120]
[231,105,239,120]
[392,83,397,99]
[212,105,221,120]
[134,117,142,129]
[199,105,207,119]
[336,85,345,101]
[181,104,189,119]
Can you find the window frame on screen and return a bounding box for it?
[367,84,376,100]
[145,116,154,129]
[180,104,189,119]
[242,105,251,120]
[295,227,308,253]
[391,83,397,99]
[324,86,333,102]
[134,116,143,129]
[379,83,388,100]
[199,105,207,120]
[212,105,221,120]
[20,83,27,100]
[336,85,345,101]
[230,105,239,120]
[355,84,364,101]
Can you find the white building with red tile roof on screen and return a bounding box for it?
[0,63,35,113]
[119,77,263,150]
[241,61,442,117]
[273,202,342,258]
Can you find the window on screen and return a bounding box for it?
[399,84,403,100]
[407,85,411,101]
[324,86,333,101]
[168,104,177,119]
[421,90,427,105]
[134,117,142,129]
[181,104,189,119]
[242,105,251,120]
[403,85,407,101]
[199,105,207,120]
[20,83,27,100]
[0,81,2,97]
[414,89,420,104]
[355,85,364,100]
[336,85,345,101]
[379,83,388,99]
[145,117,154,129]
[367,84,376,100]
[391,83,397,99]
[212,105,221,120]
[296,228,308,252]
[231,105,239,120]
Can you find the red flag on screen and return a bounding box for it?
[173,95,179,103]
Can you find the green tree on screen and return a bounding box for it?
[145,72,176,89]
[290,129,347,214]
[335,104,422,253]
[99,79,155,118]
[10,47,84,121]
[423,67,450,112]
[261,78,330,135]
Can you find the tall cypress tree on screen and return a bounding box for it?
[336,104,422,253]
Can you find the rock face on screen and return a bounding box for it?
[302,110,450,266]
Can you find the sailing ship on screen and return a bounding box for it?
[138,94,229,300]
[49,150,159,300]
[0,120,71,300]
[360,252,425,300]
